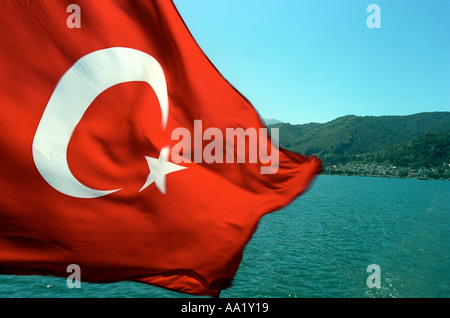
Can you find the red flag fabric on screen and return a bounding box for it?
[0,0,321,296]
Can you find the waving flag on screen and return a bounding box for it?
[0,0,321,296]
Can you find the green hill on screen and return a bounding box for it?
[362,130,450,168]
[270,111,450,170]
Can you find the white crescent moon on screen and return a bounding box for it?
[32,47,169,198]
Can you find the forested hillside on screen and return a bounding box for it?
[269,112,450,179]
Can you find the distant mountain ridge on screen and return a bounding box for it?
[263,118,283,126]
[268,112,450,168]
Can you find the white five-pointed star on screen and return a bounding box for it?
[139,146,187,194]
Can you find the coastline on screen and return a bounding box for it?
[322,163,450,181]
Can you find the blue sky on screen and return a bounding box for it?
[173,0,449,124]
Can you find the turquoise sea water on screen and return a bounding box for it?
[0,175,449,298]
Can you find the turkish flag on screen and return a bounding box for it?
[0,0,321,296]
